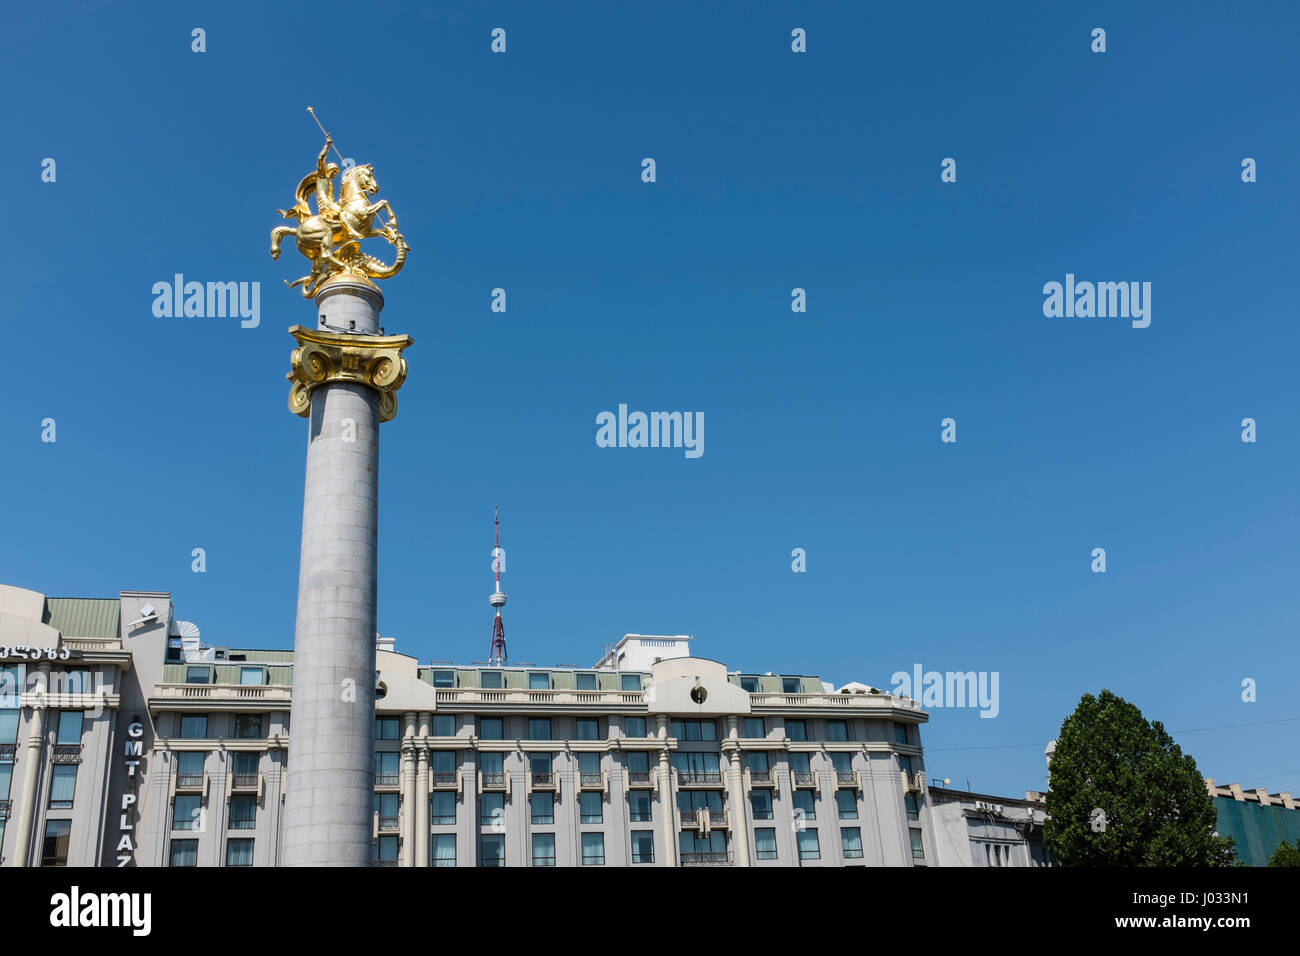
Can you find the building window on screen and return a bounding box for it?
[529,752,552,782]
[747,752,770,774]
[576,672,597,690]
[432,670,455,688]
[742,717,765,739]
[49,764,77,809]
[432,834,456,867]
[755,828,777,860]
[668,718,717,742]
[56,710,83,744]
[904,793,919,821]
[374,792,399,831]
[782,677,801,694]
[375,751,399,785]
[530,791,554,824]
[233,714,263,739]
[581,832,605,866]
[576,717,599,741]
[910,828,925,860]
[232,752,258,784]
[628,789,652,822]
[671,752,721,783]
[176,751,205,788]
[224,838,253,867]
[375,717,400,740]
[894,722,909,745]
[532,833,556,867]
[831,753,853,776]
[431,790,456,825]
[620,674,641,692]
[479,833,504,867]
[528,718,551,741]
[185,666,211,685]
[229,795,257,830]
[841,827,864,859]
[631,830,655,863]
[797,828,820,861]
[826,720,849,742]
[179,715,208,739]
[528,672,550,690]
[478,717,503,741]
[580,790,603,824]
[677,789,723,821]
[784,719,807,741]
[479,670,503,690]
[169,838,197,868]
[836,789,858,819]
[750,788,774,821]
[432,714,455,736]
[788,752,811,775]
[578,752,601,786]
[165,638,183,663]
[238,667,264,686]
[480,752,504,782]
[680,830,727,862]
[792,789,816,820]
[626,751,650,775]
[432,750,457,779]
[373,835,398,865]
[740,676,760,693]
[480,793,504,827]
[173,794,202,831]
[623,716,646,738]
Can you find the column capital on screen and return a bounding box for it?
[286,325,413,422]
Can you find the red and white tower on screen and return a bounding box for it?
[489,506,508,666]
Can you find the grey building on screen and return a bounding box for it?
[928,786,1054,867]
[1,583,937,867]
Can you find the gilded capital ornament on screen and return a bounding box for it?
[286,325,414,423]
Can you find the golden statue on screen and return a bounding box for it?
[270,111,409,297]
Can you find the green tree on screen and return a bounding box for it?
[1044,690,1237,866]
[1268,837,1300,866]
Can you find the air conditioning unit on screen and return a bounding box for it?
[975,800,1003,814]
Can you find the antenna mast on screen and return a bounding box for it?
[489,506,508,666]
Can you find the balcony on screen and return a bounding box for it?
[680,851,732,866]
[373,859,398,867]
[153,682,292,703]
[530,772,557,790]
[627,771,653,785]
[901,771,924,793]
[176,774,204,790]
[375,773,400,789]
[747,770,772,785]
[0,799,9,821]
[378,816,399,833]
[431,771,458,789]
[0,744,15,761]
[52,744,82,765]
[709,810,729,828]
[578,772,603,790]
[677,771,724,787]
[480,772,507,791]
[747,691,923,713]
[432,686,645,707]
[835,771,858,788]
[232,774,259,790]
[792,771,816,788]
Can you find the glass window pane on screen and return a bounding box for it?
[624,717,646,738]
[529,718,550,741]
[827,720,848,742]
[531,833,556,867]
[432,834,456,866]
[169,838,197,867]
[239,667,263,686]
[480,833,504,867]
[755,827,777,860]
[432,791,456,824]
[620,674,640,692]
[433,670,455,688]
[579,791,602,823]
[797,828,820,860]
[750,789,773,820]
[227,838,254,866]
[185,667,210,685]
[793,789,815,819]
[432,751,456,774]
[581,832,605,865]
[836,789,858,819]
[631,830,655,863]
[841,827,863,859]
[432,715,455,736]
[173,794,201,830]
[479,718,503,740]
[743,717,765,738]
[480,670,502,689]
[49,764,77,808]
[910,828,925,859]
[530,792,553,824]
[528,672,550,690]
[180,716,207,739]
[785,720,806,741]
[576,718,599,741]
[480,794,504,826]
[628,790,652,822]
[576,673,597,690]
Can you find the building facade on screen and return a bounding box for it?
[928,786,1053,867]
[1,583,936,867]
[1205,777,1300,866]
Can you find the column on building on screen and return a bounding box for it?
[400,712,417,866]
[656,714,676,867]
[724,716,751,867]
[415,712,430,867]
[11,668,48,867]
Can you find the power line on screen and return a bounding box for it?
[926,715,1300,753]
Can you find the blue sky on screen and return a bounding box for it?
[3,1,1297,799]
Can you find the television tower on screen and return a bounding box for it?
[489,506,508,665]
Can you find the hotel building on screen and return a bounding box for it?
[0,583,934,867]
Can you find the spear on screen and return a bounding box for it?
[305,106,389,230]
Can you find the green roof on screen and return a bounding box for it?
[43,598,120,639]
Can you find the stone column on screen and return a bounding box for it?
[400,712,416,867]
[725,716,751,867]
[10,684,47,868]
[415,712,430,867]
[280,277,412,867]
[657,715,677,867]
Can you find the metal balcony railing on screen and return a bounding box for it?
[531,772,554,787]
[680,851,732,866]
[481,773,506,789]
[708,810,728,826]
[432,772,457,786]
[0,744,15,761]
[627,771,652,785]
[748,770,772,784]
[378,816,399,832]
[375,773,400,787]
[176,774,204,789]
[0,799,10,821]
[579,772,602,788]
[52,744,82,765]
[373,859,398,867]
[792,771,815,786]
[232,774,259,789]
[677,771,724,786]
[835,772,856,786]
